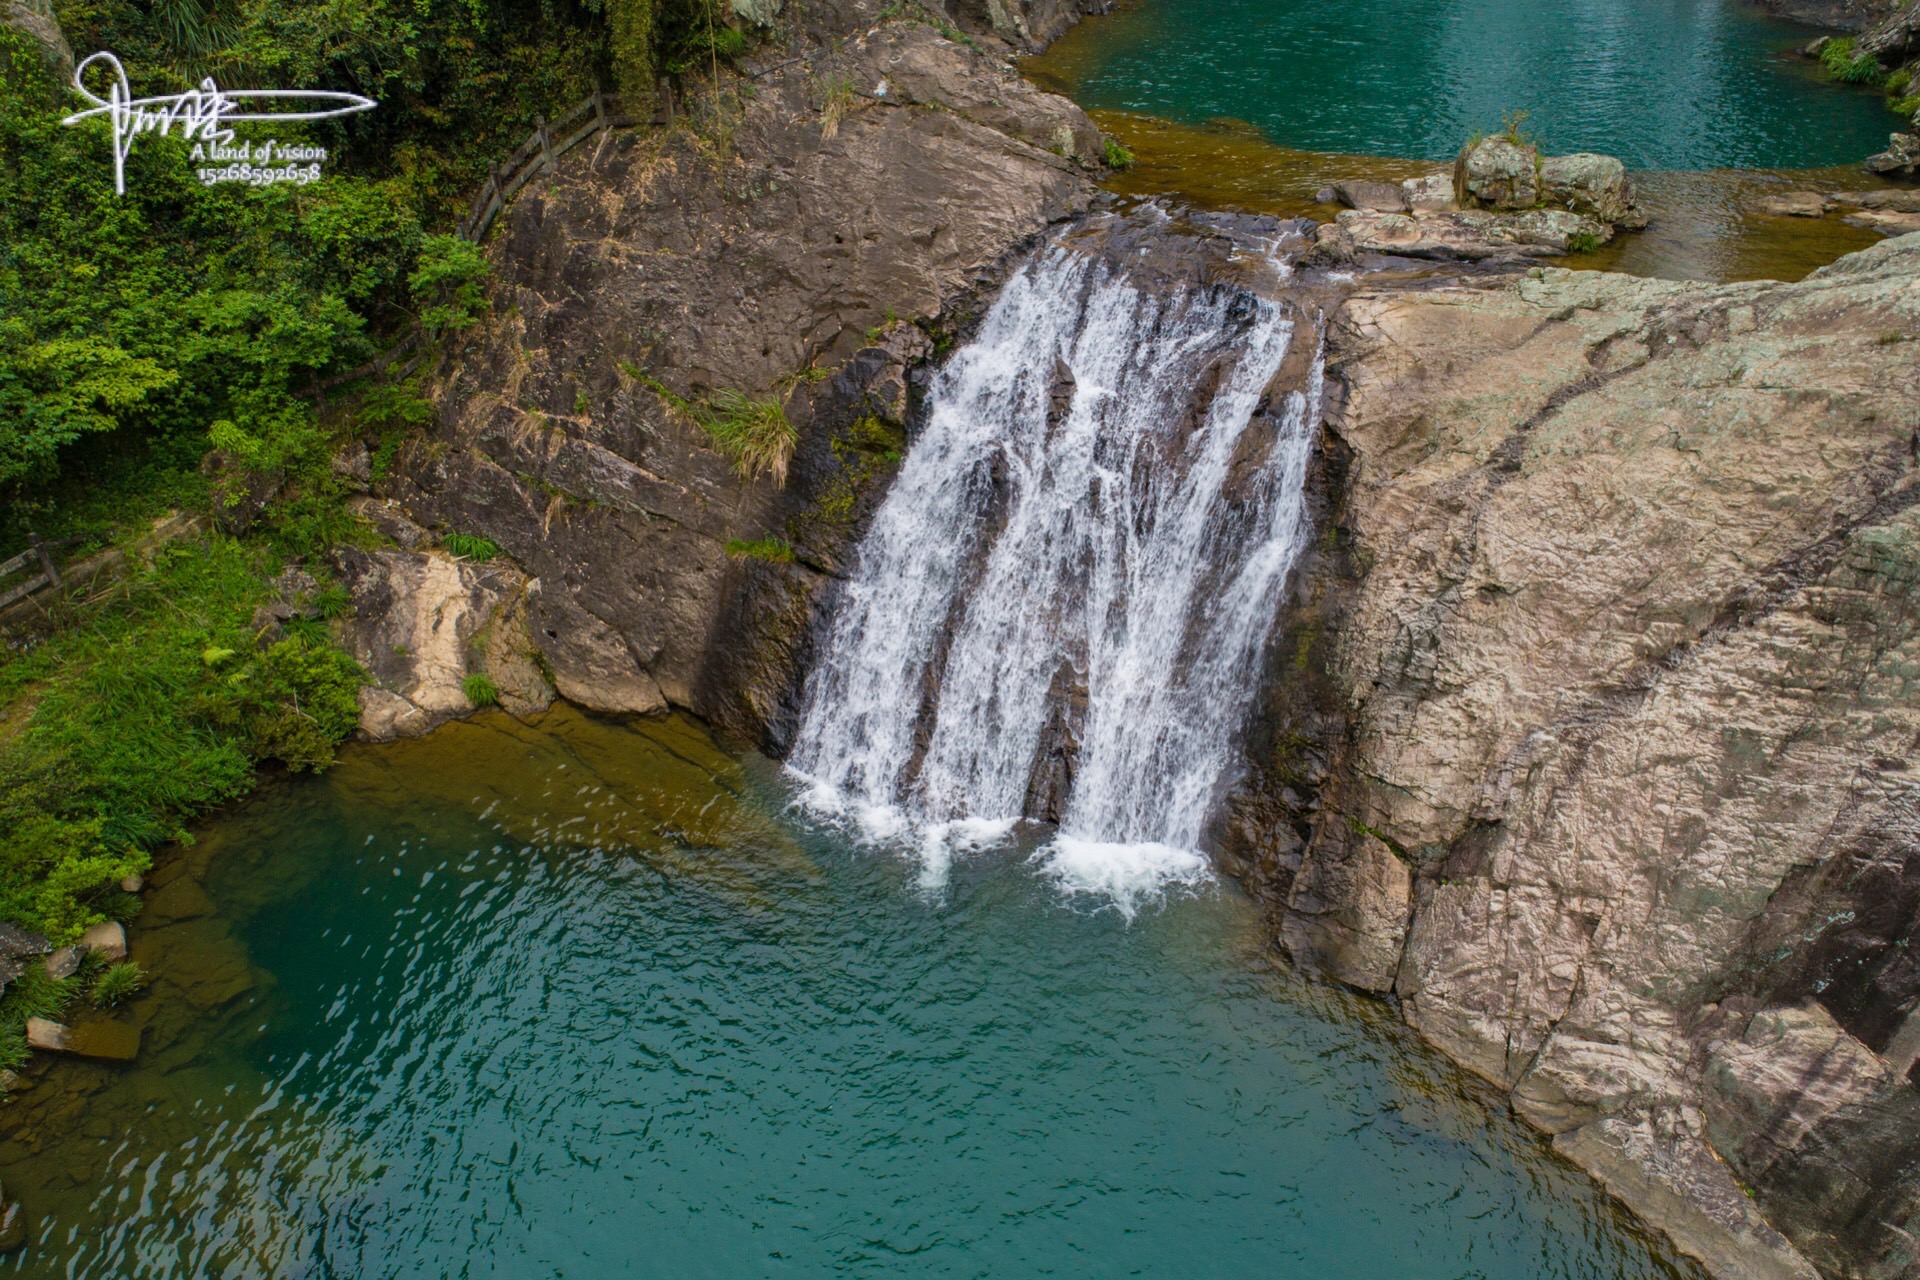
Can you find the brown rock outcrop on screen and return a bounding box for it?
[1242,232,1920,1280]
[385,19,1097,742]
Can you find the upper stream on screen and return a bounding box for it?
[1027,0,1897,171]
[0,707,1697,1278]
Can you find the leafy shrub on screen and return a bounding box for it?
[1566,231,1601,253]
[441,532,502,561]
[1103,137,1136,170]
[0,537,366,941]
[1821,37,1885,85]
[463,673,501,707]
[724,536,795,562]
[89,962,149,1009]
[410,236,492,335]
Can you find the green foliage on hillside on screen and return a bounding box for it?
[0,536,363,943]
[0,0,758,954]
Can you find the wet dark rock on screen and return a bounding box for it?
[0,925,48,992]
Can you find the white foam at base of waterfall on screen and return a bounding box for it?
[787,237,1319,915]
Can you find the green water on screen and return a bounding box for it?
[0,707,1698,1278]
[1030,0,1897,170]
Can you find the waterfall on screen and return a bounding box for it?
[788,238,1321,913]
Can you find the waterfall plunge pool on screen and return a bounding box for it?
[0,706,1701,1278]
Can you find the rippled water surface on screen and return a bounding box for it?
[1,706,1698,1277]
[1028,0,1897,170]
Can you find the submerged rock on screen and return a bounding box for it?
[1758,190,1830,217]
[25,1018,140,1061]
[0,1201,25,1253]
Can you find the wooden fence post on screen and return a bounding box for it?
[660,77,674,127]
[29,532,58,588]
[537,114,554,170]
[593,90,605,131]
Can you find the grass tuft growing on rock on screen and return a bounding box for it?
[820,75,857,139]
[1103,137,1136,170]
[463,673,500,707]
[89,961,147,1009]
[1567,231,1600,253]
[440,532,502,561]
[636,374,798,486]
[725,536,796,562]
[1821,37,1886,85]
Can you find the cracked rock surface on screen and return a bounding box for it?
[1238,233,1920,1280]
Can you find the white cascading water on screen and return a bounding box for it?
[788,242,1321,913]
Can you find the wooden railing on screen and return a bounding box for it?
[0,535,72,611]
[460,91,636,241]
[312,88,645,398]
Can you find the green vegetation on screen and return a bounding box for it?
[0,537,364,943]
[724,535,796,562]
[441,532,502,561]
[463,672,500,707]
[786,414,903,550]
[89,960,148,1008]
[820,75,857,139]
[636,375,798,485]
[1103,137,1136,170]
[1566,230,1600,254]
[0,0,765,1056]
[1820,37,1885,86]
[0,967,80,1070]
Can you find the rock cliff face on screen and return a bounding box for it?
[1240,234,1920,1280]
[371,17,1099,744]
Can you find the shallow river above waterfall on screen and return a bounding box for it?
[0,707,1699,1277]
[1028,0,1894,170]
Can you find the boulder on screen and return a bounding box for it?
[1454,135,1541,210]
[1331,179,1409,213]
[1865,131,1920,177]
[332,545,560,738]
[1334,207,1610,261]
[40,946,80,980]
[0,923,48,991]
[78,920,126,961]
[1540,152,1645,226]
[1401,172,1455,212]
